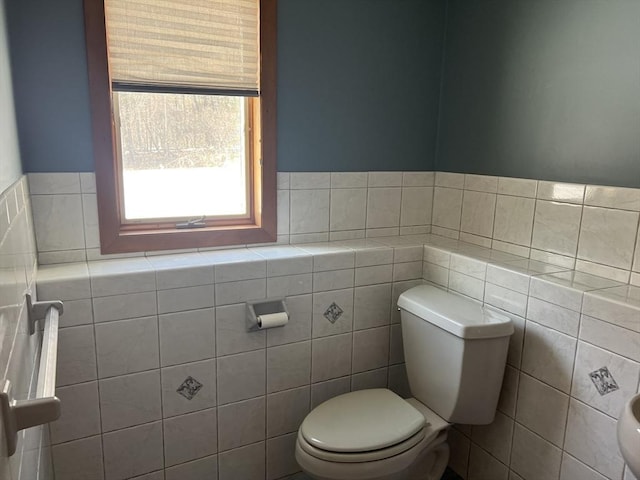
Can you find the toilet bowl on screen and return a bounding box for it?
[295,389,450,480]
[295,285,515,480]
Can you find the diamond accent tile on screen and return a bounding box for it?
[589,367,619,396]
[323,302,344,323]
[177,376,203,400]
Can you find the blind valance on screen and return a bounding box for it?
[105,0,259,93]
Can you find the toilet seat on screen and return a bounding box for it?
[300,389,426,453]
[297,428,426,463]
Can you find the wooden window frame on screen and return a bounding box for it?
[83,0,277,254]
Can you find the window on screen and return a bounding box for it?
[83,0,276,253]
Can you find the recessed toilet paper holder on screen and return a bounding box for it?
[246,299,289,331]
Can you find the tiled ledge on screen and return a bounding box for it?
[37,234,640,326]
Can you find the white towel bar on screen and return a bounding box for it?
[0,294,63,456]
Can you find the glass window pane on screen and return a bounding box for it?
[115,91,248,221]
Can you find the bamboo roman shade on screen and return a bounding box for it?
[105,0,259,93]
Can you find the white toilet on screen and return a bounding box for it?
[295,285,514,480]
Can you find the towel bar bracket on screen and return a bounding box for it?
[26,293,63,335]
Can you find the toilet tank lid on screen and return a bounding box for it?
[398,285,514,339]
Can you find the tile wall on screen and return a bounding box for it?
[0,176,52,480]
[26,170,640,480]
[37,239,425,480]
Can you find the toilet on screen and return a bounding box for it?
[295,285,514,480]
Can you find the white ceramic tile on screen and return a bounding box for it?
[486,264,529,295]
[491,239,530,258]
[329,188,367,231]
[402,171,434,187]
[28,172,81,194]
[99,370,162,432]
[531,200,582,257]
[95,316,159,378]
[56,325,97,387]
[352,326,389,373]
[79,172,96,193]
[447,428,470,479]
[103,422,164,480]
[82,193,99,248]
[400,186,433,227]
[161,359,217,416]
[497,177,538,198]
[497,365,519,418]
[468,444,508,480]
[311,333,352,383]
[163,408,217,467]
[159,308,215,366]
[571,341,640,418]
[449,271,484,301]
[388,363,411,398]
[368,172,403,187]
[393,261,423,282]
[464,174,498,193]
[289,232,329,244]
[216,303,265,357]
[470,411,513,464]
[355,264,393,286]
[484,283,527,317]
[50,381,101,444]
[330,229,366,240]
[353,283,392,330]
[52,436,104,480]
[582,286,640,333]
[310,377,350,408]
[89,258,155,297]
[579,315,640,362]
[521,321,577,393]
[560,453,608,480]
[312,288,354,337]
[57,298,93,327]
[290,172,330,190]
[564,399,625,479]
[526,296,579,337]
[435,172,465,188]
[577,206,639,269]
[267,341,311,393]
[267,386,310,437]
[147,254,214,290]
[354,246,393,267]
[218,396,265,452]
[366,187,402,228]
[266,433,300,480]
[584,185,640,211]
[218,441,265,480]
[31,194,85,251]
[493,195,535,247]
[267,294,312,347]
[165,455,218,480]
[330,172,368,188]
[460,190,496,238]
[575,259,631,283]
[351,367,388,391]
[528,275,584,312]
[432,187,463,230]
[461,232,493,248]
[277,189,290,234]
[37,262,91,301]
[267,273,313,297]
[510,424,562,480]
[423,262,449,287]
[217,350,265,405]
[537,181,585,204]
[515,373,569,446]
[215,278,266,306]
[423,245,451,267]
[38,249,87,265]
[157,284,215,314]
[290,189,330,234]
[215,259,265,283]
[92,291,157,323]
[277,172,290,190]
[260,254,312,277]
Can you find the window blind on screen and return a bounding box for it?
[105,0,259,94]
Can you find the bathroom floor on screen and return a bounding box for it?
[287,467,462,479]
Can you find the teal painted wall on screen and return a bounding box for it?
[436,0,640,188]
[0,0,22,192]
[277,0,445,171]
[6,0,446,173]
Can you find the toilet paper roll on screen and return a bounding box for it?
[257,312,288,329]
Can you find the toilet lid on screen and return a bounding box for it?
[300,389,425,453]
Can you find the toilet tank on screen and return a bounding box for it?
[398,285,514,425]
